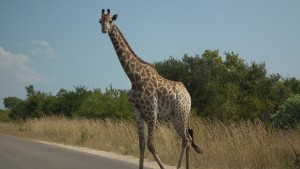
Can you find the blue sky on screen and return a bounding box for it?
[0,0,300,108]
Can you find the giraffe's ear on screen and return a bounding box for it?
[112,14,118,21]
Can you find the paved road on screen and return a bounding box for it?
[0,134,151,169]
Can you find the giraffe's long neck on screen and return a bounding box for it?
[108,24,156,83]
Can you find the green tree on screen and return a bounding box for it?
[74,89,104,118]
[25,85,35,97]
[24,85,47,118]
[284,77,300,94]
[154,50,298,122]
[155,50,233,119]
[55,86,91,117]
[3,96,26,120]
[3,97,23,110]
[41,94,58,116]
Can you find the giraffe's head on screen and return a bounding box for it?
[99,9,118,33]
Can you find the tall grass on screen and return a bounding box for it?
[0,117,299,169]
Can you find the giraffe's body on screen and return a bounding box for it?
[99,9,201,169]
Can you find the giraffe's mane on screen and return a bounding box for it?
[112,25,155,69]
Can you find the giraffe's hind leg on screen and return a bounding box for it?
[170,113,191,169]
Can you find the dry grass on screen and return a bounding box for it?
[0,117,299,169]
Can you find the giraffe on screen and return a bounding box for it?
[99,9,202,169]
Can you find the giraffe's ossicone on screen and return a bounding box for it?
[99,9,202,169]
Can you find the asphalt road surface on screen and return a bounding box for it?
[0,133,152,169]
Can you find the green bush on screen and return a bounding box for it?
[0,109,11,122]
[271,94,300,129]
[73,86,132,120]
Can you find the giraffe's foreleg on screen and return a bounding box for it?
[146,116,165,169]
[134,108,145,169]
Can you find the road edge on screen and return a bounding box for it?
[35,139,174,169]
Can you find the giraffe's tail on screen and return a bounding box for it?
[188,128,203,154]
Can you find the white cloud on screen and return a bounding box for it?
[0,46,48,84]
[29,40,56,58]
[0,48,12,68]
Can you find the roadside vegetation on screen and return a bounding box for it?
[1,50,300,168]
[0,117,299,169]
